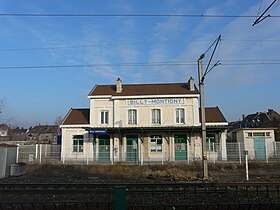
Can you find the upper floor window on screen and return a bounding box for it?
[101,110,109,125]
[128,109,137,125]
[73,135,84,152]
[151,109,161,124]
[175,108,185,124]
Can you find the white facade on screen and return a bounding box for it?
[61,78,228,163]
[236,128,275,160]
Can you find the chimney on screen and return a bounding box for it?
[188,76,195,91]
[116,77,122,93]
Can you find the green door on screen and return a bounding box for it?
[99,135,110,161]
[175,135,187,160]
[126,136,138,161]
[254,138,266,160]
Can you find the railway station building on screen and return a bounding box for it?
[60,77,228,163]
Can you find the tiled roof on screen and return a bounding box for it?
[62,108,90,125]
[0,124,9,130]
[204,107,227,123]
[28,125,58,134]
[89,83,199,96]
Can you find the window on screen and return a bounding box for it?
[73,135,84,152]
[206,133,217,151]
[266,132,271,137]
[128,109,137,125]
[151,109,161,124]
[101,110,109,124]
[150,135,162,152]
[175,108,185,124]
[247,132,252,137]
[253,132,265,137]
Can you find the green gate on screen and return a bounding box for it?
[126,136,138,161]
[254,138,266,160]
[175,135,187,160]
[98,135,110,161]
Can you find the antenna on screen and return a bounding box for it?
[252,0,277,26]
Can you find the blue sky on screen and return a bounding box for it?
[0,0,279,127]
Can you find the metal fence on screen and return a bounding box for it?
[17,142,280,165]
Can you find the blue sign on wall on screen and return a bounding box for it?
[89,130,107,134]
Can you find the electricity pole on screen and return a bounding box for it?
[197,35,221,180]
[198,54,208,180]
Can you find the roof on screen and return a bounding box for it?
[62,108,90,125]
[229,109,280,130]
[89,83,199,97]
[28,125,59,134]
[204,107,227,123]
[0,124,9,130]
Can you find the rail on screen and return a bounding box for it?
[0,182,279,209]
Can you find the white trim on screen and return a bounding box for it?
[205,122,228,126]
[88,95,112,99]
[89,94,200,99]
[112,94,199,99]
[60,124,90,128]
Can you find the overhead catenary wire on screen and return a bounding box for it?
[1,39,280,52]
[0,61,280,70]
[0,13,280,18]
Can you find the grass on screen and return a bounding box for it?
[17,162,280,183]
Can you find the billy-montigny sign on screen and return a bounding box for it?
[127,98,184,106]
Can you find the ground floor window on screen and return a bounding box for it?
[206,133,218,151]
[150,135,162,152]
[73,135,84,152]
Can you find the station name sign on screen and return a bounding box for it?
[88,130,107,134]
[127,98,184,106]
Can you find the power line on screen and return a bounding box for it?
[1,60,280,70]
[0,13,280,18]
[0,41,192,52]
[1,39,280,52]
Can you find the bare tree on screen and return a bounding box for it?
[0,97,6,114]
[54,115,64,126]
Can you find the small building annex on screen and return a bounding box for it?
[60,77,228,163]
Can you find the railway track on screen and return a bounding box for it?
[0,182,280,209]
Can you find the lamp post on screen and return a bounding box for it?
[198,53,208,180]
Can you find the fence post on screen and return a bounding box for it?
[39,144,42,164]
[16,144,19,163]
[44,144,47,158]
[187,140,190,165]
[162,144,164,165]
[245,150,249,181]
[265,139,268,164]
[238,142,242,165]
[213,143,216,164]
[35,144,38,159]
[274,141,277,157]
[141,144,144,165]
